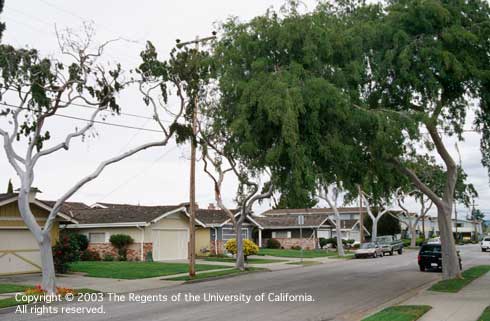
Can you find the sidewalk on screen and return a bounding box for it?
[402,273,490,321]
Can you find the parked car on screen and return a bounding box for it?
[418,243,462,272]
[426,237,441,244]
[481,236,490,252]
[376,235,404,255]
[354,242,384,259]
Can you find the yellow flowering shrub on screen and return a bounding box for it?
[225,239,259,256]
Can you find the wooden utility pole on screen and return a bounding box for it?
[177,35,216,277]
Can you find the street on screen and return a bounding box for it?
[2,244,488,321]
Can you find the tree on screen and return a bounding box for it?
[395,156,477,247]
[318,185,346,256]
[200,123,273,271]
[360,190,397,240]
[109,234,134,261]
[345,0,490,280]
[364,211,401,237]
[0,30,202,293]
[470,207,484,241]
[6,179,13,193]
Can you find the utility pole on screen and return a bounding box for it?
[177,34,216,277]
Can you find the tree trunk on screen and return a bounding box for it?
[371,219,378,241]
[410,224,417,248]
[235,220,245,271]
[334,212,345,256]
[438,204,462,280]
[40,232,56,294]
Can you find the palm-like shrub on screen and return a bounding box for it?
[109,234,134,261]
[225,239,259,261]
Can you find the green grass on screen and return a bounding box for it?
[167,267,264,281]
[286,260,321,266]
[0,284,33,294]
[258,248,340,258]
[429,265,490,293]
[362,305,432,321]
[203,257,286,264]
[69,261,230,279]
[478,306,490,321]
[329,253,355,259]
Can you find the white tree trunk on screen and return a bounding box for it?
[40,233,56,294]
[371,219,378,241]
[334,212,345,256]
[235,220,245,271]
[410,224,417,248]
[438,203,461,279]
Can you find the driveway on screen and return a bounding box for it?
[2,244,486,321]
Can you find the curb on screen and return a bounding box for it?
[181,269,270,284]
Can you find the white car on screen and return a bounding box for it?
[354,242,384,259]
[482,237,490,252]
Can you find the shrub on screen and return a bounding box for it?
[291,245,302,250]
[103,254,115,261]
[72,233,89,252]
[53,233,80,273]
[319,237,328,249]
[80,249,101,261]
[145,251,153,262]
[109,234,134,261]
[225,239,259,258]
[266,238,281,249]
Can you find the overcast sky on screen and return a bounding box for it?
[0,0,489,220]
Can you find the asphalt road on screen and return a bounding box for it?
[3,244,488,321]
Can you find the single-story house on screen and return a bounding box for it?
[254,207,370,249]
[0,191,78,275]
[194,205,262,255]
[65,203,209,261]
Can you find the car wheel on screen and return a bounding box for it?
[419,265,425,272]
[390,250,394,256]
[398,248,403,255]
[373,252,377,258]
[380,252,384,257]
[482,248,487,252]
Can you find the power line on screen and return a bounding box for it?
[99,145,179,202]
[0,101,164,133]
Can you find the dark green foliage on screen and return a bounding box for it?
[109,234,134,261]
[80,249,101,261]
[72,233,89,252]
[266,238,281,249]
[145,251,153,262]
[364,212,401,237]
[319,237,328,249]
[52,234,80,273]
[6,179,12,193]
[290,245,301,250]
[103,254,115,261]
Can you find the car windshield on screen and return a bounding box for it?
[484,237,490,242]
[376,236,392,243]
[420,245,441,254]
[360,243,375,249]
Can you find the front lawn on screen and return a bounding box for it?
[0,284,32,294]
[362,305,432,321]
[478,306,490,321]
[167,267,264,281]
[203,257,286,264]
[258,248,339,258]
[429,265,490,293]
[69,261,230,279]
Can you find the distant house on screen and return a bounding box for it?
[401,215,484,240]
[0,191,78,275]
[253,207,369,249]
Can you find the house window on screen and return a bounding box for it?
[272,231,291,238]
[222,227,248,241]
[88,232,106,243]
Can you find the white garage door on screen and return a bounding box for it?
[152,229,188,260]
[0,229,41,275]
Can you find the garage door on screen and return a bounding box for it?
[0,229,41,275]
[152,229,188,260]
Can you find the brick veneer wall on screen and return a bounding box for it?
[88,242,153,261]
[263,238,317,250]
[210,240,225,255]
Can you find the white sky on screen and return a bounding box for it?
[0,0,489,219]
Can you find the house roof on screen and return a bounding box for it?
[40,200,91,217]
[261,207,366,216]
[71,204,183,224]
[254,213,332,228]
[0,193,17,203]
[195,208,238,225]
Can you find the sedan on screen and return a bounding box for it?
[482,236,490,252]
[354,242,384,259]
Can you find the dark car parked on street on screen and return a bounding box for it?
[418,243,462,272]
